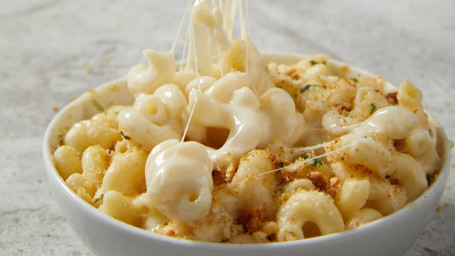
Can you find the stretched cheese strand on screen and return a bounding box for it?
[144,0,251,222]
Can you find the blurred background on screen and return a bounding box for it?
[1,0,454,255]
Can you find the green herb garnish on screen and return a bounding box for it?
[310,60,317,65]
[301,153,310,159]
[279,162,285,168]
[311,158,323,167]
[120,131,131,140]
[350,77,358,83]
[369,102,377,115]
[94,194,104,203]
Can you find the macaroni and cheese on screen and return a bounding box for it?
[52,0,442,243]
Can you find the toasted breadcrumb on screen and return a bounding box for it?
[237,205,268,234]
[306,171,329,192]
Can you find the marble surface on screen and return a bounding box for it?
[1,0,454,255]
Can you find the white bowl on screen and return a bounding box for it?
[43,54,452,256]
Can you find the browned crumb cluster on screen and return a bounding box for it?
[306,171,329,191]
[237,205,268,234]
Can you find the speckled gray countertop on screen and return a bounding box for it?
[1,0,454,255]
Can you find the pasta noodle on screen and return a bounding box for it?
[52,0,443,244]
[277,190,344,241]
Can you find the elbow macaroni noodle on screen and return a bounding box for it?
[53,0,442,243]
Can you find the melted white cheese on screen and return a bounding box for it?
[145,139,213,222]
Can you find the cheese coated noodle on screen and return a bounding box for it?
[277,190,344,241]
[145,139,213,222]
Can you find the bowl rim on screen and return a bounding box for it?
[42,54,452,250]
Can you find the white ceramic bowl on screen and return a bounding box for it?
[43,54,452,256]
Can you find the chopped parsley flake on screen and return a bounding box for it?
[369,102,377,115]
[350,77,358,83]
[310,60,318,65]
[301,153,310,159]
[120,131,131,140]
[94,194,104,203]
[311,158,323,167]
[279,162,285,168]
